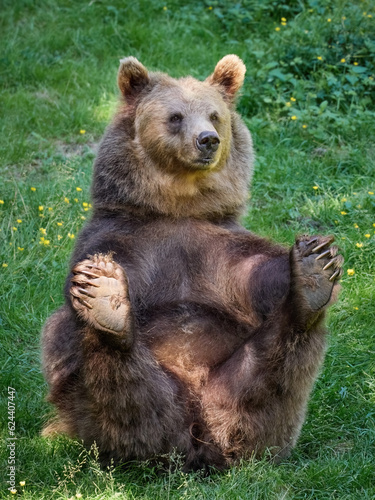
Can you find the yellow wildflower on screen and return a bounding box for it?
[17,219,22,223]
[57,222,63,226]
[286,102,291,107]
[76,187,82,192]
[80,129,86,134]
[82,202,88,207]
[302,124,307,129]
[39,205,44,211]
[12,226,18,231]
[163,6,167,10]
[68,233,75,239]
[317,56,323,61]
[40,237,50,246]
[290,97,296,102]
[347,269,355,276]
[281,22,287,26]
[18,247,24,251]
[354,306,359,310]
[368,14,373,18]
[19,481,25,487]
[341,211,347,215]
[291,115,297,120]
[2,263,8,267]
[327,18,331,22]
[39,228,47,235]
[354,62,359,66]
[74,198,79,203]
[313,186,319,190]
[81,216,86,220]
[341,58,346,63]
[0,200,4,204]
[10,490,17,495]
[368,191,374,195]
[341,197,347,202]
[48,207,53,211]
[31,187,36,192]
[275,27,281,31]
[354,223,359,228]
[342,16,346,20]
[281,17,287,22]
[356,243,363,248]
[64,197,70,203]
[58,234,62,240]
[365,234,371,238]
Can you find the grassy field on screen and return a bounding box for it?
[1,0,374,498]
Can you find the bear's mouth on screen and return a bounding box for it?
[193,157,216,169]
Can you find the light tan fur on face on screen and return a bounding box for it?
[136,78,231,173]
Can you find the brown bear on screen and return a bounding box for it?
[41,55,343,472]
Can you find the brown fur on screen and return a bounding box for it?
[41,55,343,471]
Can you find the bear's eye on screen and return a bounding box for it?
[169,113,183,123]
[210,112,219,122]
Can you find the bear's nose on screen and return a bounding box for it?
[196,131,220,153]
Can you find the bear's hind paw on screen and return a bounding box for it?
[292,235,344,312]
[70,254,132,336]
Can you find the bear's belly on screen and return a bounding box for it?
[142,303,253,390]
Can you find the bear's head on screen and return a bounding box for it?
[93,56,254,218]
[118,55,246,174]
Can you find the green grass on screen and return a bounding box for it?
[1,0,374,498]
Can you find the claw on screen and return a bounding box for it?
[312,237,334,253]
[81,299,93,309]
[85,279,100,288]
[329,269,341,281]
[74,269,100,279]
[71,276,100,288]
[77,278,99,288]
[323,258,336,270]
[306,237,318,246]
[86,264,102,271]
[316,249,331,260]
[77,287,96,298]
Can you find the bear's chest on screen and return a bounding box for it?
[121,219,260,320]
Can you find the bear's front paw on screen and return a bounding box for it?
[291,235,344,312]
[70,254,132,336]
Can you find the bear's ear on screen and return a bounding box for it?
[118,57,150,102]
[206,55,246,100]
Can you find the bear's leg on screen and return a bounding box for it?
[200,235,343,464]
[42,255,190,464]
[70,253,133,344]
